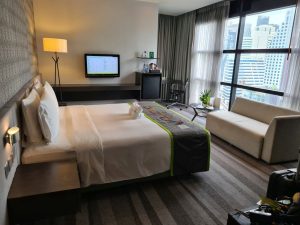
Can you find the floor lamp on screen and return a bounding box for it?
[43,38,68,102]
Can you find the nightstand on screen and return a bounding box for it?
[7,159,81,224]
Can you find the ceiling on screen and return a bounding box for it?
[137,0,223,16]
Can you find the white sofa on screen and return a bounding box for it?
[206,97,300,163]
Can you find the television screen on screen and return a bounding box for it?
[85,54,120,77]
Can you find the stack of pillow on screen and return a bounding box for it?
[22,80,60,144]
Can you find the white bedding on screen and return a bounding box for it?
[22,103,171,187]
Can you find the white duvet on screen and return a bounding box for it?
[22,103,171,187]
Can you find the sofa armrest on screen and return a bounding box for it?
[262,115,300,163]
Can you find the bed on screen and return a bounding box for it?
[22,100,210,187]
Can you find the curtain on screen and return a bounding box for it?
[157,15,176,100]
[157,12,196,102]
[189,2,229,104]
[282,3,300,111]
[172,12,196,103]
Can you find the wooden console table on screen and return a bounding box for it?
[52,84,141,101]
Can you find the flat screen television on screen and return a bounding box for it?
[85,54,120,78]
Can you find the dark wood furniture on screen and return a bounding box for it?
[227,209,252,225]
[53,84,141,101]
[7,159,80,224]
[135,72,162,100]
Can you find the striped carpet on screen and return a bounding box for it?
[32,106,297,225]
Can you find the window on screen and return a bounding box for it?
[235,88,283,105]
[237,53,288,91]
[223,17,240,50]
[220,6,295,109]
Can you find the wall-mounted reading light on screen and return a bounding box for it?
[4,127,20,179]
[6,127,20,145]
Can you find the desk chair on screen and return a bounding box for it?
[166,79,189,110]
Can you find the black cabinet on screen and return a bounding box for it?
[136,72,161,100]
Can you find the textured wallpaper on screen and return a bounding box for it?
[0,0,38,108]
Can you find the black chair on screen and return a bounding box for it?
[166,79,189,110]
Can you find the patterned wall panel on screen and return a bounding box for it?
[0,0,38,109]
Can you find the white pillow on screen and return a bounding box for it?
[44,81,58,102]
[22,89,44,143]
[38,84,60,142]
[33,79,44,97]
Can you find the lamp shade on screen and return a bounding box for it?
[43,38,68,53]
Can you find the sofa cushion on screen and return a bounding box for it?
[206,110,268,158]
[231,97,300,124]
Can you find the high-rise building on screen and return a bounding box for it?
[224,21,239,49]
[257,16,269,26]
[252,24,277,49]
[264,10,295,90]
[242,24,253,49]
[238,57,265,87]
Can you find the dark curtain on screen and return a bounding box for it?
[157,15,176,100]
[157,12,196,102]
[173,12,196,103]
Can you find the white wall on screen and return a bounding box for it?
[33,0,159,84]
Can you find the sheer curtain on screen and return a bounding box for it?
[189,2,229,104]
[282,3,300,111]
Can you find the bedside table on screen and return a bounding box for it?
[7,159,81,224]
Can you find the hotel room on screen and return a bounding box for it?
[1,0,300,224]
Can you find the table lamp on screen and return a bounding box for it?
[43,38,68,102]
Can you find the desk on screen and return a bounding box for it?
[52,84,141,101]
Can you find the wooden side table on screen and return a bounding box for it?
[7,159,81,224]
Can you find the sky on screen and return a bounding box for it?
[246,6,295,26]
[227,6,295,28]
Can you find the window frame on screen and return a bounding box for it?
[222,3,296,109]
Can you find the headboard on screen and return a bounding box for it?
[0,75,41,225]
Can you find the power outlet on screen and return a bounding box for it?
[4,161,10,179]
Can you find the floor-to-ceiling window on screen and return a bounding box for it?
[219,2,296,109]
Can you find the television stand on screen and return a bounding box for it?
[52,84,141,101]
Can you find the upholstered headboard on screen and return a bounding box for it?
[0,75,41,225]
